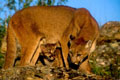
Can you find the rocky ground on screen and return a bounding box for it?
[0,65,112,80]
[0,21,120,80]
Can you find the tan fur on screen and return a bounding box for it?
[3,6,99,71]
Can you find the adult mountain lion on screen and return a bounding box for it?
[69,9,99,73]
[3,6,99,70]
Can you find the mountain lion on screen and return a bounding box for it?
[3,6,99,71]
[69,9,99,73]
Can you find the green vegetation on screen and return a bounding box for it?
[91,61,120,79]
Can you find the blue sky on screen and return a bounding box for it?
[64,0,120,26]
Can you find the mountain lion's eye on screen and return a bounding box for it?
[70,35,75,40]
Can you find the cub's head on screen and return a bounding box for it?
[40,44,57,61]
[69,37,93,65]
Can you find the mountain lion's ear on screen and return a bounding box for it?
[40,37,46,45]
[85,40,92,49]
[70,35,75,40]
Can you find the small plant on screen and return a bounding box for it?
[0,52,4,68]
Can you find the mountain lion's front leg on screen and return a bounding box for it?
[60,39,69,69]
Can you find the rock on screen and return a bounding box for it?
[1,35,7,53]
[99,21,120,41]
[90,21,120,79]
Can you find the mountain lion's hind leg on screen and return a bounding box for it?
[19,37,41,66]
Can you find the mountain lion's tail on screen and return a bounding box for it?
[3,22,17,69]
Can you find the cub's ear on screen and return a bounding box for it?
[40,38,46,45]
[70,35,75,40]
